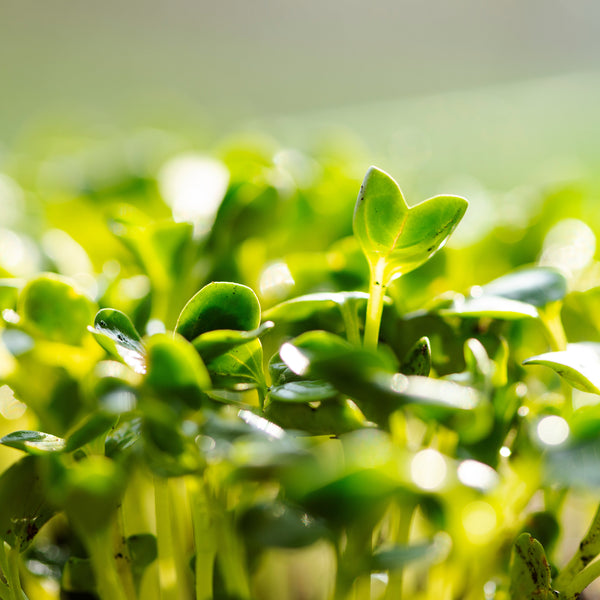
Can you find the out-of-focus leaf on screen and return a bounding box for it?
[145,333,211,409]
[192,321,274,362]
[523,343,600,394]
[62,556,96,593]
[65,413,118,452]
[0,430,66,455]
[441,296,539,320]
[401,336,431,376]
[127,533,158,591]
[18,274,96,345]
[371,541,440,572]
[0,456,56,550]
[482,266,567,307]
[263,292,386,323]
[269,380,338,403]
[175,281,261,341]
[353,166,467,284]
[88,308,146,374]
[238,502,329,549]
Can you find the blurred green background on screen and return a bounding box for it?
[1,0,600,192]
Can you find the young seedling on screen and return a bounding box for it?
[353,167,467,349]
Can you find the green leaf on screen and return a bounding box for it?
[509,533,553,600]
[371,541,442,571]
[145,333,211,410]
[523,343,600,394]
[18,273,96,345]
[127,533,158,592]
[175,281,261,341]
[238,502,329,549]
[192,321,274,362]
[65,413,118,452]
[482,266,567,307]
[62,556,96,593]
[0,456,56,550]
[88,308,146,374]
[61,456,127,536]
[269,380,338,403]
[401,337,431,376]
[441,295,539,320]
[0,430,66,455]
[206,338,266,391]
[263,291,386,323]
[353,167,467,284]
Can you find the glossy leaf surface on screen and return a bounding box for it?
[523,343,600,394]
[89,308,146,374]
[175,281,261,341]
[353,167,467,283]
[0,430,66,455]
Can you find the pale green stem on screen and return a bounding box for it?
[154,477,180,600]
[561,558,600,600]
[555,504,600,589]
[6,547,23,600]
[364,259,388,350]
[188,478,215,600]
[339,301,361,346]
[384,504,415,600]
[539,302,567,352]
[0,544,9,586]
[87,532,128,600]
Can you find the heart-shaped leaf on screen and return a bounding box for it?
[176,282,261,341]
[0,430,66,455]
[523,343,600,394]
[353,167,467,285]
[89,308,146,374]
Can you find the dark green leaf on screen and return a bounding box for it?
[175,282,261,341]
[192,321,274,362]
[0,456,56,550]
[207,338,266,391]
[0,430,66,455]
[88,308,145,374]
[238,502,329,549]
[401,337,431,376]
[145,333,211,409]
[62,556,96,593]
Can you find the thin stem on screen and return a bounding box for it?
[339,300,361,346]
[187,477,215,600]
[154,477,180,600]
[364,259,388,350]
[539,302,567,352]
[87,532,128,600]
[6,547,22,600]
[384,503,415,600]
[555,503,600,589]
[561,558,600,600]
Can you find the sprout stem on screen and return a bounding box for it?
[6,547,22,600]
[364,259,388,350]
[154,477,180,600]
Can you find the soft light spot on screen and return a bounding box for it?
[539,218,596,281]
[537,415,569,446]
[117,275,150,300]
[238,409,285,439]
[517,406,529,417]
[259,261,295,301]
[390,373,408,393]
[411,449,447,491]
[279,343,310,376]
[457,459,499,491]
[159,154,229,236]
[0,174,24,227]
[499,446,512,458]
[146,319,166,336]
[462,501,497,544]
[0,385,26,419]
[41,229,93,278]
[483,580,497,599]
[0,230,39,275]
